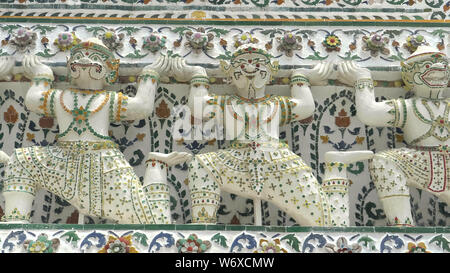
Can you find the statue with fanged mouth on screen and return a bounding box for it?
[171,36,373,226]
[338,46,450,226]
[0,38,191,224]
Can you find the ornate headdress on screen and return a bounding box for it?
[221,34,279,74]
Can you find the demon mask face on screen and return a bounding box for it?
[402,46,449,98]
[67,38,120,88]
[221,44,279,99]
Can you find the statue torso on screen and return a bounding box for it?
[403,97,450,146]
[47,89,125,142]
[209,94,295,143]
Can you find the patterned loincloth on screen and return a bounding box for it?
[376,146,450,193]
[195,141,311,196]
[3,141,156,223]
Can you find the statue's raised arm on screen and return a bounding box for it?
[21,55,55,116]
[125,55,171,120]
[337,61,407,128]
[171,57,210,121]
[290,62,334,122]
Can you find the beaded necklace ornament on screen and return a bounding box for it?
[227,94,279,128]
[410,98,450,144]
[224,95,293,142]
[32,73,54,87]
[58,90,111,139]
[291,74,311,87]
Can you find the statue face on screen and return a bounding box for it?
[402,52,449,97]
[414,54,449,88]
[229,52,272,97]
[68,48,109,86]
[67,40,119,89]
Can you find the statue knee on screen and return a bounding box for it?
[2,191,35,223]
[370,155,409,197]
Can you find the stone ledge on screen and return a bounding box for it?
[0,224,448,253]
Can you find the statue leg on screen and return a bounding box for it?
[188,157,221,224]
[322,151,374,227]
[2,192,34,223]
[142,151,193,224]
[261,169,329,226]
[142,160,171,224]
[370,155,413,226]
[1,149,36,223]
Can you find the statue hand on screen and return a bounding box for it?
[171,56,206,82]
[142,55,171,82]
[337,61,372,86]
[22,54,53,81]
[293,62,333,86]
[0,56,14,81]
[147,151,192,167]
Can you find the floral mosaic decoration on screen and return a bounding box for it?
[233,32,259,48]
[403,34,429,54]
[142,33,167,53]
[406,242,431,253]
[362,33,390,57]
[254,239,288,253]
[276,32,302,57]
[185,28,214,54]
[323,34,341,52]
[23,234,60,253]
[9,27,37,52]
[325,237,362,253]
[0,227,449,253]
[99,29,124,52]
[98,235,139,253]
[54,32,81,52]
[176,234,211,253]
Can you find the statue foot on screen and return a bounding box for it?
[324,150,374,164]
[147,151,192,167]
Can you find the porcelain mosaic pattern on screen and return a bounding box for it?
[0,0,449,20]
[0,224,448,253]
[0,24,449,73]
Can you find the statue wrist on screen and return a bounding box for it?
[354,78,374,91]
[32,73,54,85]
[291,74,310,86]
[139,69,160,84]
[191,75,210,89]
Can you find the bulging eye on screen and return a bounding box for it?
[426,64,430,69]
[240,64,245,69]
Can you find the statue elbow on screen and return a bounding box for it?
[356,110,375,125]
[302,102,315,118]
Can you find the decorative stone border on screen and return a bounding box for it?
[0,23,448,74]
[0,224,448,253]
[0,0,448,20]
